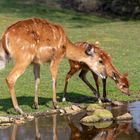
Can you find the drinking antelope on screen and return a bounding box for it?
[0,18,106,114]
[63,42,130,102]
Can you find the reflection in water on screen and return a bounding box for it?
[0,101,140,140]
[53,115,58,140]
[35,118,41,140]
[68,117,130,140]
[128,101,140,132]
[10,124,17,140]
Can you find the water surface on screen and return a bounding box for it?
[0,101,140,140]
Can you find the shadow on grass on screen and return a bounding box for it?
[57,92,97,104]
[0,92,96,114]
[0,96,48,114]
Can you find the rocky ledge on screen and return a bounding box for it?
[0,101,132,128]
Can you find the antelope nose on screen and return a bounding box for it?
[127,93,131,96]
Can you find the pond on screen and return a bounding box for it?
[0,101,140,140]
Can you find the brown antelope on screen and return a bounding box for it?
[0,18,106,114]
[63,42,130,102]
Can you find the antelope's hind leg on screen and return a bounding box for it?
[33,64,40,109]
[6,60,31,115]
[63,67,80,102]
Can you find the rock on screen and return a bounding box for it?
[81,114,100,123]
[27,115,34,121]
[0,117,14,123]
[64,107,75,114]
[49,109,58,114]
[81,109,113,123]
[15,119,26,124]
[0,123,12,128]
[59,109,65,114]
[78,104,87,109]
[93,109,113,121]
[93,121,113,128]
[115,113,132,121]
[112,101,124,106]
[86,104,103,112]
[71,105,81,112]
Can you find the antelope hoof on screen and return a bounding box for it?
[15,106,24,115]
[102,98,111,103]
[52,102,60,109]
[33,102,39,109]
[98,98,103,104]
[62,97,66,102]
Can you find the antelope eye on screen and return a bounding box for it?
[99,59,103,64]
[123,85,127,88]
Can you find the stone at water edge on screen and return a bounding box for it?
[112,101,124,106]
[115,113,132,121]
[93,121,113,129]
[0,117,14,123]
[26,115,34,121]
[71,105,81,112]
[0,123,12,128]
[93,109,113,121]
[15,119,26,124]
[81,109,113,123]
[86,104,103,112]
[64,107,75,114]
[80,114,100,123]
[78,104,87,109]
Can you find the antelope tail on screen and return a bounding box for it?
[0,39,9,70]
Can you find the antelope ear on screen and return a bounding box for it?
[123,72,128,77]
[112,72,119,81]
[85,44,94,56]
[95,41,100,45]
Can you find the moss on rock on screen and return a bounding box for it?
[93,121,113,128]
[93,109,113,121]
[81,108,113,123]
[86,104,103,112]
[80,114,100,123]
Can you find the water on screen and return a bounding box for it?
[0,101,140,140]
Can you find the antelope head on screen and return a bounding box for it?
[112,72,130,96]
[83,43,106,79]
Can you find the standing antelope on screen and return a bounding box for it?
[0,18,106,114]
[63,42,130,102]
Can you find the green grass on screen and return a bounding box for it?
[0,0,140,116]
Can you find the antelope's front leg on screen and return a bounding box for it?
[102,78,110,102]
[50,59,61,109]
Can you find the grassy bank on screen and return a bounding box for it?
[0,0,140,116]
